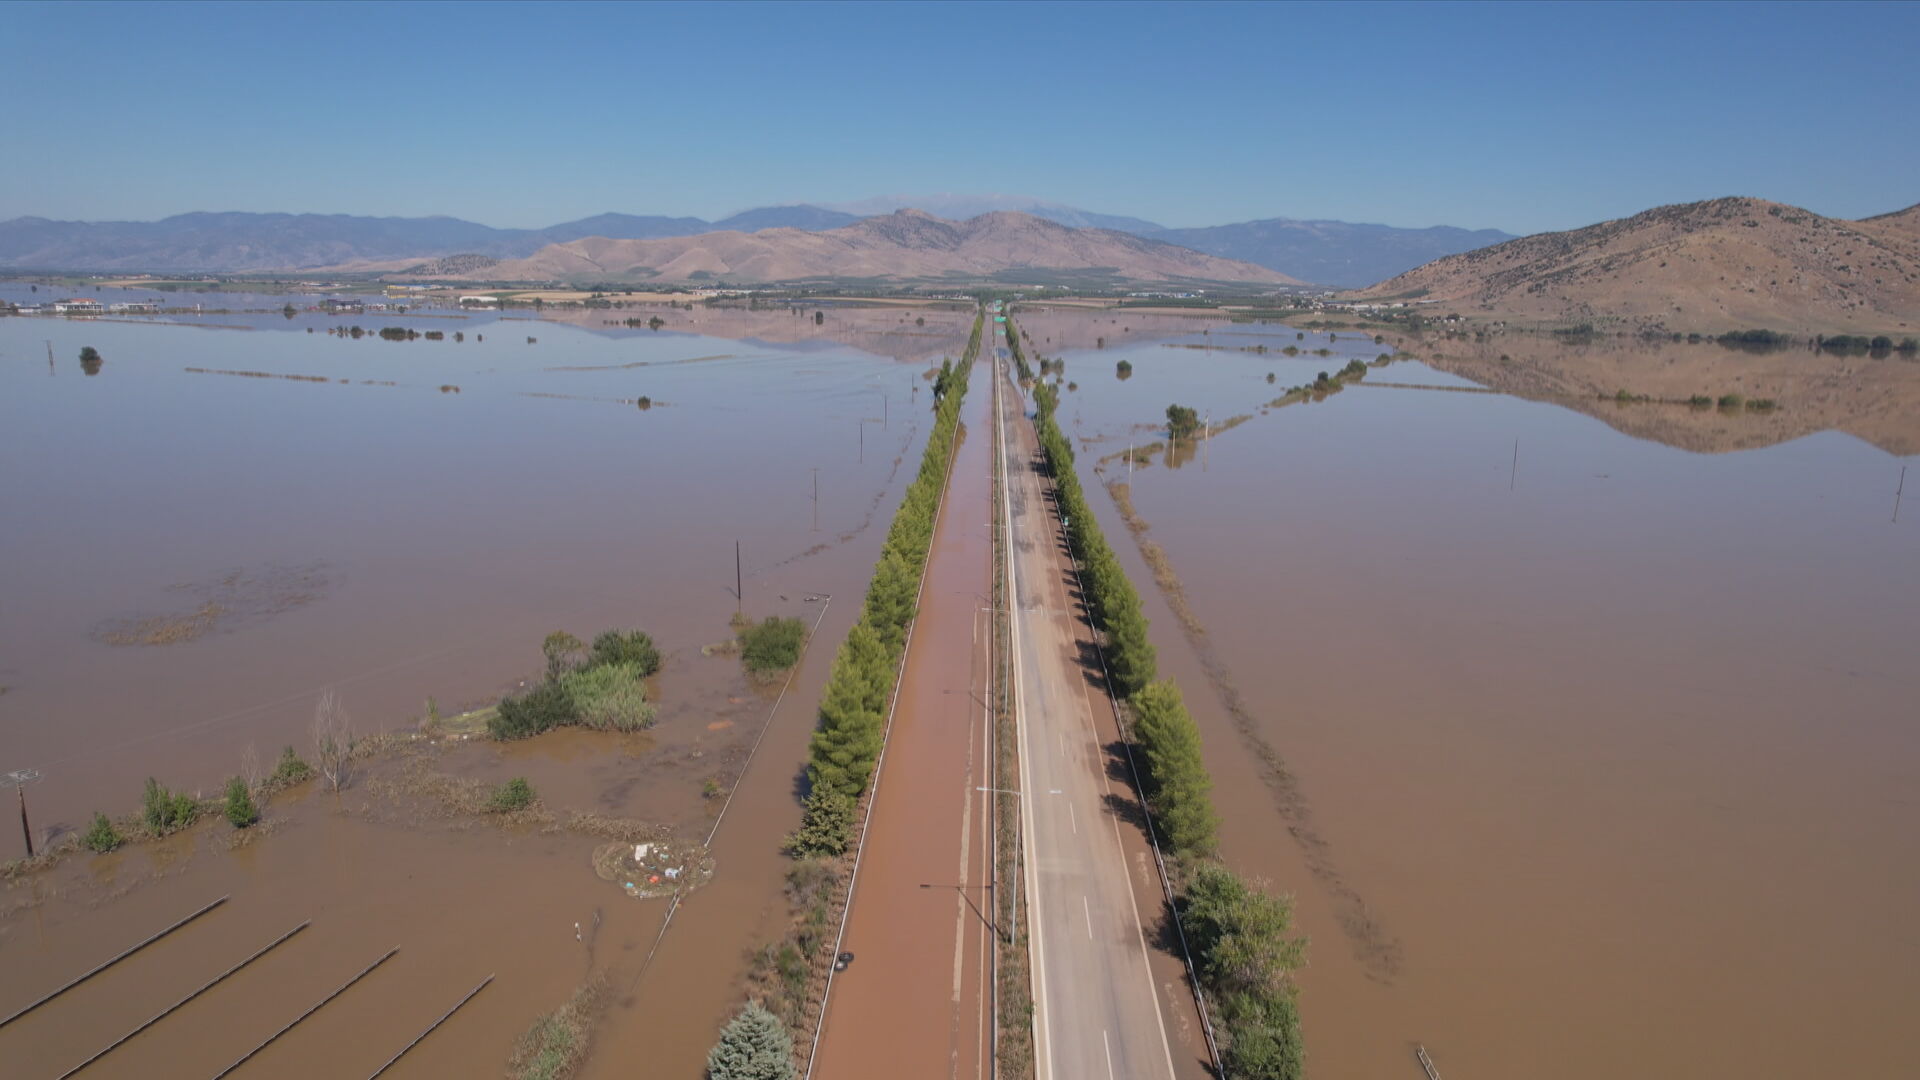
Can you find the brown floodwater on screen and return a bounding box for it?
[0,299,974,1077]
[1022,308,1920,1079]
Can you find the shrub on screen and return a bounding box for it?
[559,661,656,732]
[1116,359,1133,379]
[489,680,578,739]
[1688,394,1714,407]
[589,629,661,676]
[740,616,807,674]
[141,778,199,835]
[706,1001,796,1080]
[83,811,123,853]
[273,745,314,784]
[1717,393,1745,409]
[223,776,259,828]
[488,777,536,813]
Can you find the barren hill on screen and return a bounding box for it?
[1355,197,1920,335]
[436,210,1301,286]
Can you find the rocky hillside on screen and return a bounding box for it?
[440,210,1301,286]
[1145,218,1513,288]
[1355,197,1920,335]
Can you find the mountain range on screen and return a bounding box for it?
[433,209,1300,287]
[1354,196,1920,335]
[0,196,1510,286]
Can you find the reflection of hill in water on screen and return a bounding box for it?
[1403,334,1920,456]
[538,302,977,364]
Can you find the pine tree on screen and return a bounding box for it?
[706,1001,795,1080]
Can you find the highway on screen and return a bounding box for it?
[994,320,1196,1080]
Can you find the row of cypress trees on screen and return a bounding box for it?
[786,313,983,858]
[1012,313,1305,1080]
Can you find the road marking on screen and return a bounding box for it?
[1103,1029,1117,1080]
[1084,895,1094,940]
[1069,802,1078,836]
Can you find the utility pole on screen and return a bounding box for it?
[811,467,820,532]
[5,770,40,858]
[734,541,743,615]
[1510,437,1520,491]
[1895,465,1908,524]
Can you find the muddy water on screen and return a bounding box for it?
[1027,309,1920,1078]
[1,304,971,1076]
[0,789,669,1080]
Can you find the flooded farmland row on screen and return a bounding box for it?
[1016,306,1920,1079]
[0,296,975,1078]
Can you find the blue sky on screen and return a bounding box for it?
[3,1,1915,234]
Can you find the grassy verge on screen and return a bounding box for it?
[510,977,607,1080]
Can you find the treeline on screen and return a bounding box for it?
[787,311,981,857]
[1014,313,1306,1080]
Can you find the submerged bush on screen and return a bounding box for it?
[223,776,259,828]
[560,661,656,731]
[83,811,123,853]
[141,778,199,835]
[489,680,578,740]
[273,745,314,785]
[488,777,536,813]
[740,616,807,674]
[589,629,661,676]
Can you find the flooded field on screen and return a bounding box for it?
[0,297,974,1077]
[1020,307,1920,1078]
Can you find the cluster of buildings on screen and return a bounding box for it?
[7,297,161,316]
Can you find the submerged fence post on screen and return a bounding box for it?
[1895,465,1907,524]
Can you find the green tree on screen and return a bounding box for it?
[79,346,103,376]
[223,776,259,828]
[1129,681,1217,855]
[1102,603,1157,698]
[1166,404,1199,439]
[707,1001,796,1080]
[784,787,855,857]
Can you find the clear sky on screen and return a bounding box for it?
[4,0,1915,235]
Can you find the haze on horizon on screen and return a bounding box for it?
[4,0,1916,237]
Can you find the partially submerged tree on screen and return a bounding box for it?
[542,630,587,680]
[1166,404,1200,440]
[311,688,353,792]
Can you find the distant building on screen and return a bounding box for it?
[53,298,103,314]
[321,298,364,313]
[459,295,499,307]
[109,301,158,313]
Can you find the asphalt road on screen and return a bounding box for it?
[995,326,1184,1080]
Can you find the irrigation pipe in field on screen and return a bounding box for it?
[0,894,229,1029]
[208,946,399,1079]
[364,974,494,1079]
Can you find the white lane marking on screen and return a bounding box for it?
[1084,895,1094,940]
[1069,802,1078,836]
[1103,1029,1117,1080]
